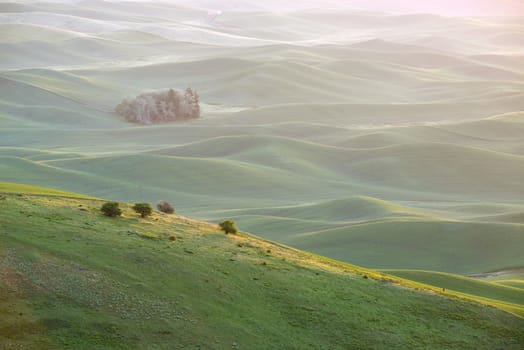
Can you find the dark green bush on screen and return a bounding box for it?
[132,202,153,218]
[219,219,238,235]
[101,202,122,217]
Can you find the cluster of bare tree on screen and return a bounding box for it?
[115,88,200,124]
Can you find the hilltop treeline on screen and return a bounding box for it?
[115,88,200,124]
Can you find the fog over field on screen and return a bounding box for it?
[1,0,523,275]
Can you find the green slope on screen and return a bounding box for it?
[0,23,78,44]
[0,182,98,199]
[383,270,524,315]
[284,220,524,275]
[475,270,524,290]
[1,185,523,349]
[206,196,433,223]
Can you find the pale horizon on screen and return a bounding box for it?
[10,0,524,16]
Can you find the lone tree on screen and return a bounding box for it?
[101,202,122,217]
[219,219,238,235]
[132,202,153,218]
[157,200,175,214]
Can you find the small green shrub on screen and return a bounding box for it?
[101,202,122,217]
[157,200,175,214]
[168,235,177,241]
[219,219,238,235]
[132,202,153,218]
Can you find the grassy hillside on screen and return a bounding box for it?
[1,184,523,349]
[383,270,524,316]
[281,219,524,275]
[480,271,524,289]
[0,182,98,199]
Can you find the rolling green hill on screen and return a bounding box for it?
[480,271,524,290]
[383,270,524,315]
[0,181,97,199]
[1,183,523,349]
[283,220,524,275]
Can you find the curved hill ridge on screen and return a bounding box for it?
[285,220,524,275]
[472,212,524,224]
[150,135,348,158]
[226,102,524,125]
[205,196,433,223]
[0,23,81,43]
[383,269,524,310]
[0,76,96,109]
[147,136,524,199]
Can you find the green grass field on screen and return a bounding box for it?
[1,183,523,349]
[282,219,524,275]
[383,270,524,316]
[484,273,524,289]
[0,181,98,199]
